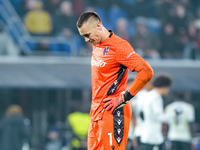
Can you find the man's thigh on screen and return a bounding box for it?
[181,142,191,150]
[139,143,163,150]
[171,141,191,150]
[139,143,154,150]
[88,103,131,150]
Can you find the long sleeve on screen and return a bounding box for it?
[128,57,153,96]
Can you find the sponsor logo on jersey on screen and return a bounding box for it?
[126,51,135,58]
[91,59,107,67]
[103,46,109,56]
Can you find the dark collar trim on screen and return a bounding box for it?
[108,30,113,38]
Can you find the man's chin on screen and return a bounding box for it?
[91,41,98,45]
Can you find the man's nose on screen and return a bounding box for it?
[85,37,90,42]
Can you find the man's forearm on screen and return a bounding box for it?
[129,60,153,96]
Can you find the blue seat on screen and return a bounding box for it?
[8,27,18,44]
[94,8,107,23]
[146,18,161,34]
[108,7,127,30]
[26,41,36,50]
[9,0,23,13]
[50,43,60,51]
[61,43,71,56]
[123,0,136,5]
[9,0,22,6]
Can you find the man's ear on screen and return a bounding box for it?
[97,22,102,31]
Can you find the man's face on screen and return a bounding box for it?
[78,21,101,45]
[162,87,170,96]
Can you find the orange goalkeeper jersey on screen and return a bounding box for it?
[90,31,153,121]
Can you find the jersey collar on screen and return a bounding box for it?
[108,30,113,38]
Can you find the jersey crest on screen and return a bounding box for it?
[103,46,109,56]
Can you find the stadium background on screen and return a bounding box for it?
[0,0,200,149]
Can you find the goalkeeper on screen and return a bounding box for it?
[77,11,153,150]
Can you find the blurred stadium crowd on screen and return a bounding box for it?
[1,0,200,58]
[0,0,200,150]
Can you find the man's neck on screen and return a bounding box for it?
[154,88,163,96]
[100,27,110,43]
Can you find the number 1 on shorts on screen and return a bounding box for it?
[108,133,112,145]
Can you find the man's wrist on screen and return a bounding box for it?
[124,90,134,102]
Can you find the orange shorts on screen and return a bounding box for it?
[88,102,132,150]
